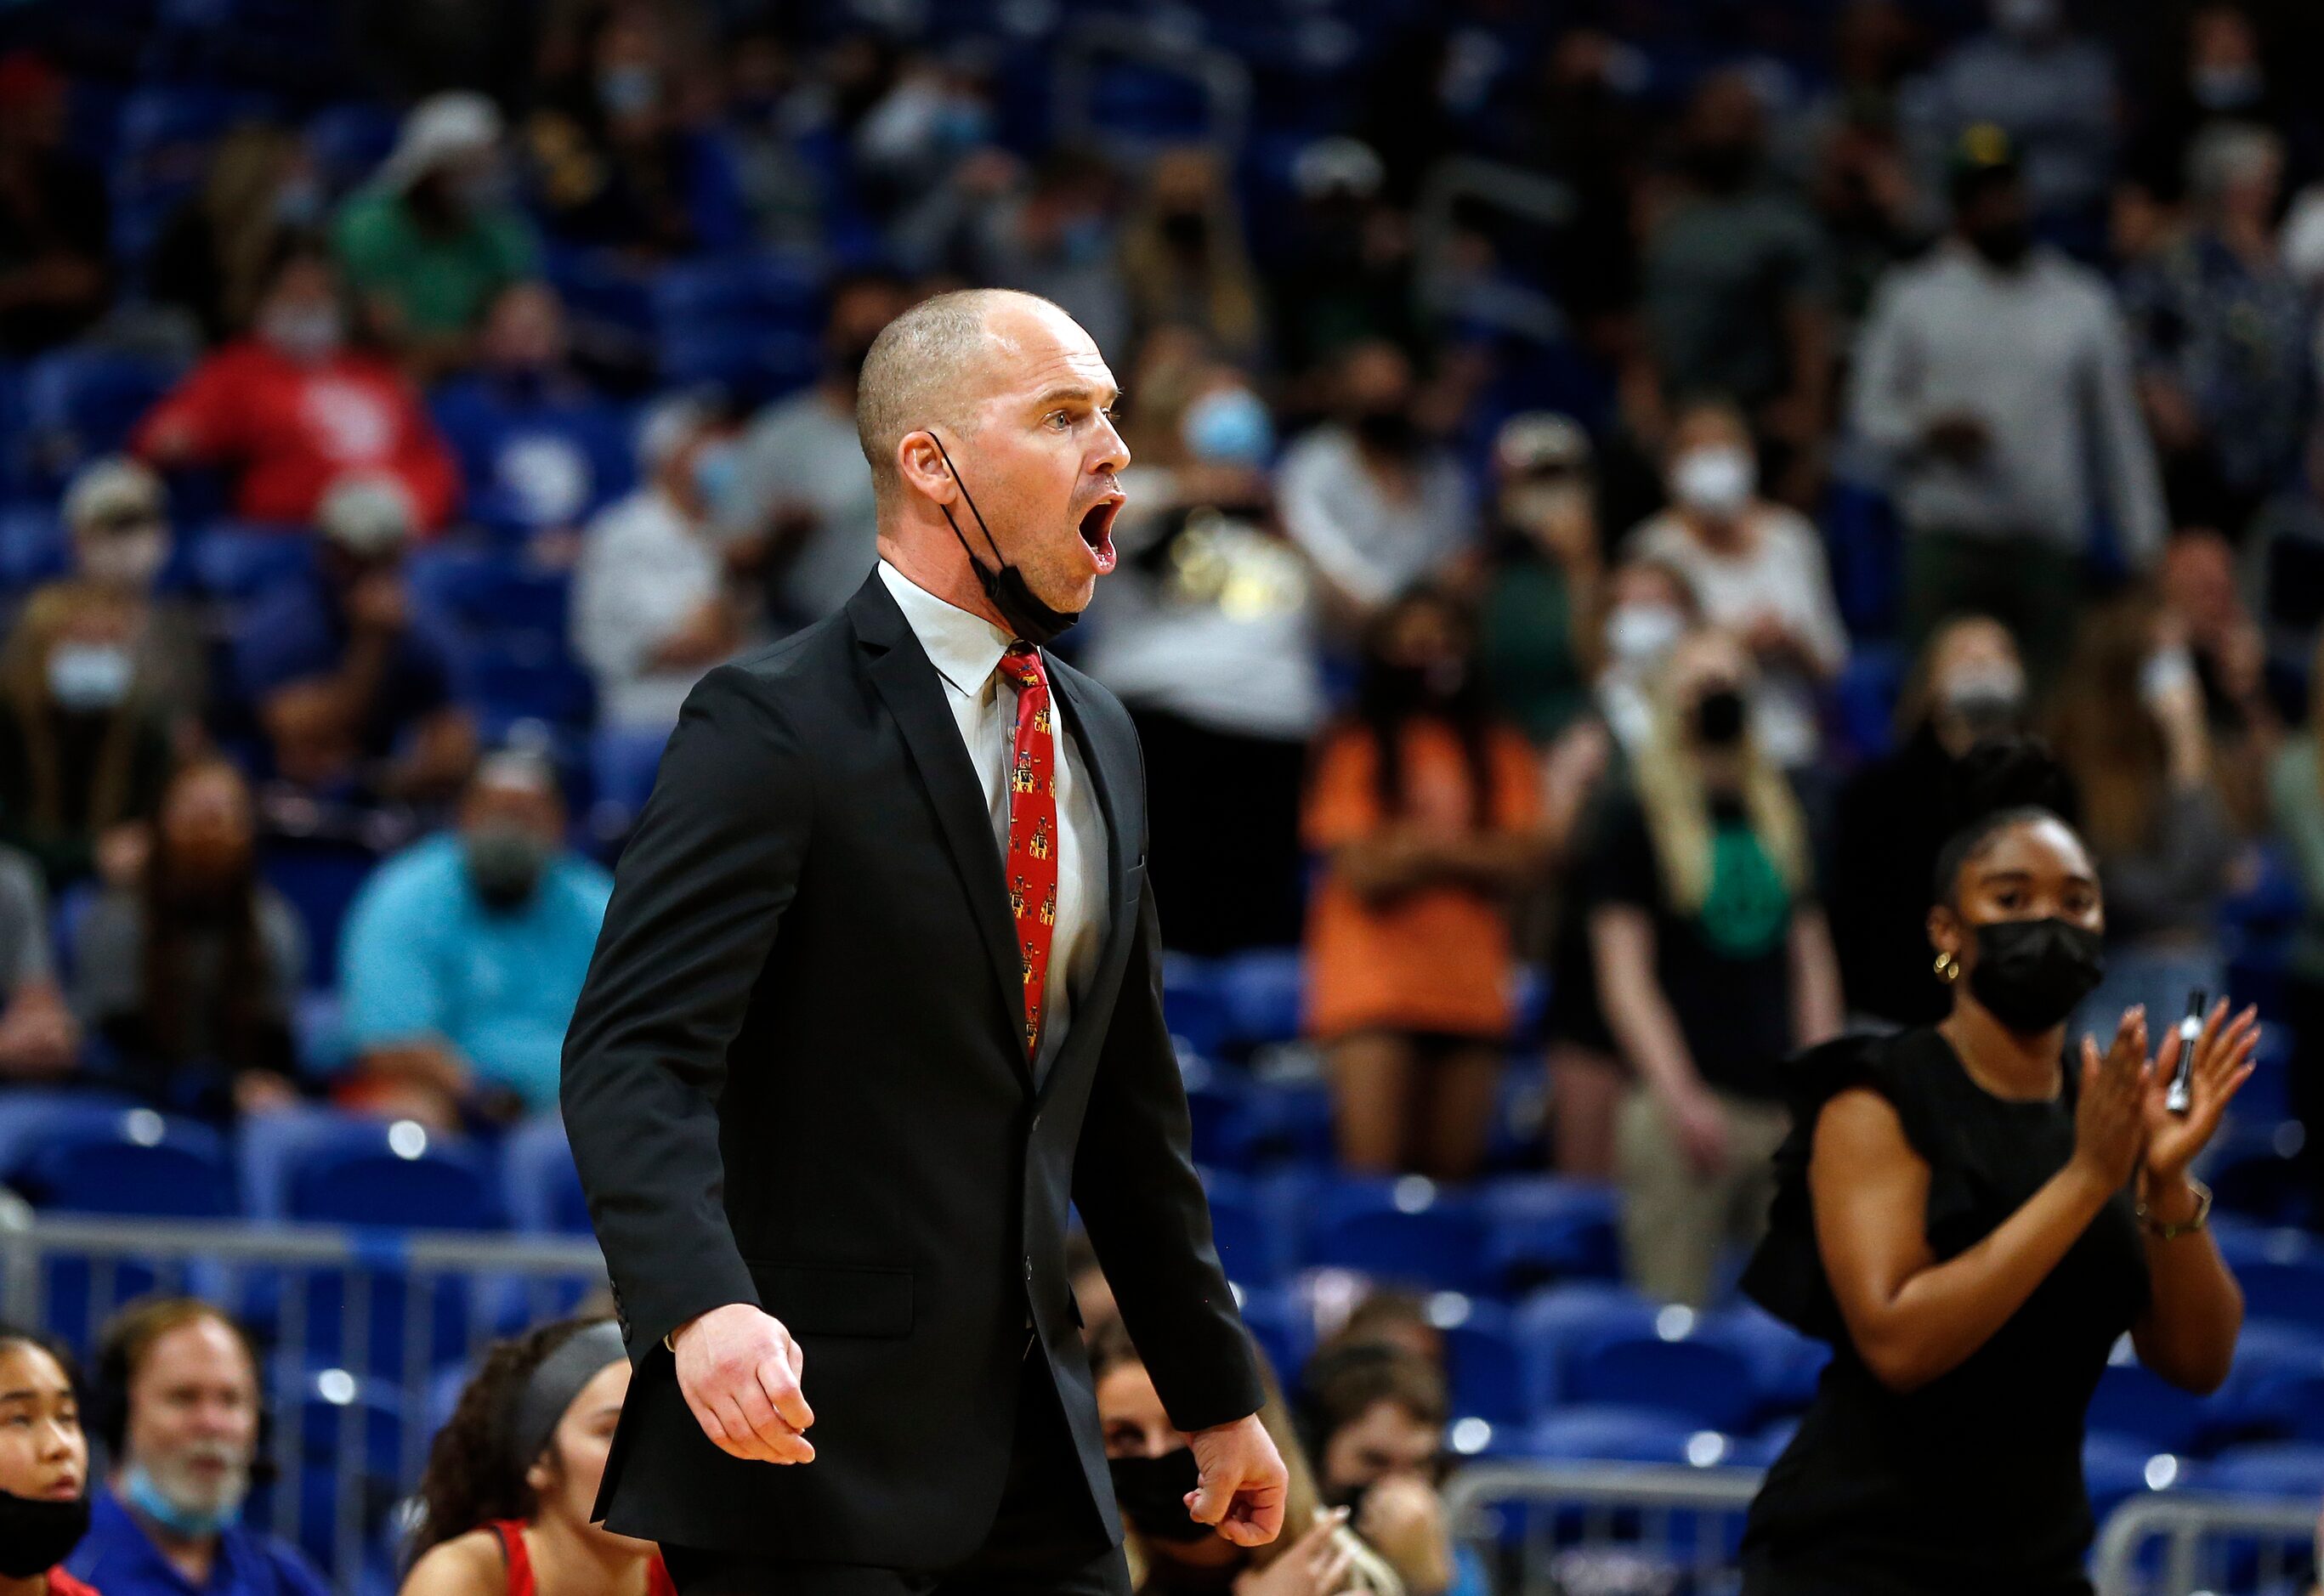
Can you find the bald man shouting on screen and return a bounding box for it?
[562,291,1286,1594]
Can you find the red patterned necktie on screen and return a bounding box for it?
[998,643,1059,1059]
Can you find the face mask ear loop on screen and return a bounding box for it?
[930,432,1008,573]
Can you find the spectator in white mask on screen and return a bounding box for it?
[59,458,207,736]
[1625,397,1846,768]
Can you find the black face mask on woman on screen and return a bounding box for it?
[0,1486,91,1577]
[1108,1448,1212,1543]
[1965,916,2106,1033]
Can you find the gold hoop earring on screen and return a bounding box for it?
[1934,950,1961,984]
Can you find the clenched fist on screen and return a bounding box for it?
[668,1303,816,1464]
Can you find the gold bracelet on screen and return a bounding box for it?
[2134,1177,2213,1240]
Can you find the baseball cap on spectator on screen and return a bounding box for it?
[1494,412,1593,480]
[1947,122,2021,202]
[379,92,503,190]
[637,395,719,478]
[63,457,167,535]
[317,474,417,561]
[1292,136,1386,201]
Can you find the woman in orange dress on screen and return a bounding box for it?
[1305,585,1545,1178]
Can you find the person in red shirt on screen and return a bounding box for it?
[0,1322,103,1596]
[399,1317,673,1596]
[132,239,461,533]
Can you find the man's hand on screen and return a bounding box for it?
[1186,1412,1288,1547]
[670,1303,816,1465]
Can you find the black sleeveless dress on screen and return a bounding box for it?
[1737,1027,2150,1596]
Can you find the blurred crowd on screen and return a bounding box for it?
[0,0,2319,1386]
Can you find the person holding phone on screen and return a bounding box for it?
[1737,739,2254,1595]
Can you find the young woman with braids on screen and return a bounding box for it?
[400,1318,675,1596]
[1738,740,2254,1596]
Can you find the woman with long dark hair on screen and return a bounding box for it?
[71,757,303,1118]
[1740,741,2253,1594]
[400,1317,673,1596]
[0,1322,101,1596]
[1303,586,1544,1178]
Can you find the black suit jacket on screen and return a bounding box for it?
[561,572,1263,1564]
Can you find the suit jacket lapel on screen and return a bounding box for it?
[1040,659,1136,1100]
[850,579,1033,1089]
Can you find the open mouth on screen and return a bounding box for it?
[1078,495,1123,573]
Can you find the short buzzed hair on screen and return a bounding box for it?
[854,287,1063,509]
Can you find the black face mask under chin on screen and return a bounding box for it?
[1108,1448,1213,1544]
[0,1486,92,1576]
[1965,915,2106,1034]
[930,433,1081,647]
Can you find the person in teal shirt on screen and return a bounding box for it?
[333,92,536,376]
[335,749,611,1126]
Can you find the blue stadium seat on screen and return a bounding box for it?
[452,633,597,731]
[110,87,274,262]
[407,548,571,636]
[650,251,823,400]
[587,723,672,835]
[0,503,71,591]
[275,1356,408,1478]
[1433,1296,1526,1424]
[189,520,315,598]
[539,245,655,373]
[1522,1405,1735,1467]
[2087,1351,2219,1454]
[502,1114,591,1235]
[1221,1078,1335,1168]
[1834,642,1907,762]
[0,1088,145,1175]
[1216,948,1303,1050]
[1563,1327,1762,1433]
[1699,1304,1831,1415]
[2236,1259,2324,1327]
[1199,1168,1288,1288]
[1,1102,233,1217]
[1232,1283,1312,1384]
[1513,1282,1663,1412]
[304,104,400,197]
[259,837,379,992]
[2207,1442,2324,1500]
[237,1105,500,1229]
[1744,1417,1800,1468]
[10,350,182,494]
[1306,1176,1492,1293]
[1477,1175,1622,1291]
[1161,957,1232,1060]
[2083,1432,2202,1522]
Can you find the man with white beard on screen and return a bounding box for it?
[66,1300,328,1596]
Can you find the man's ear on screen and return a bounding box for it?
[895,431,959,507]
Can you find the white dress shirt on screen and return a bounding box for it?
[878,562,1108,1075]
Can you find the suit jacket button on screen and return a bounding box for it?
[1023,1254,1034,1282]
